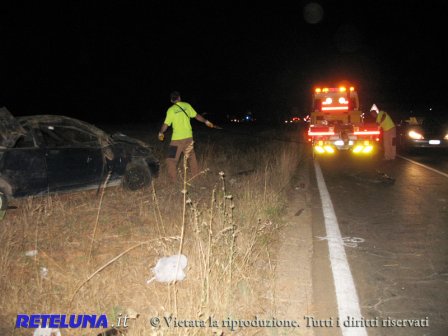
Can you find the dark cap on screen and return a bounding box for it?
[170,91,180,102]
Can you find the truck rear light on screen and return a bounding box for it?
[363,146,373,153]
[314,146,325,154]
[353,145,373,154]
[353,145,363,153]
[321,106,349,111]
[353,130,380,135]
[308,131,335,135]
[314,145,335,154]
[324,146,335,153]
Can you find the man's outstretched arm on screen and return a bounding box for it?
[195,114,213,128]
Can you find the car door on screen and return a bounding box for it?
[39,124,104,191]
[0,127,48,197]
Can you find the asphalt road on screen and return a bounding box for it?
[311,149,448,336]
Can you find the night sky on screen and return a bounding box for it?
[1,1,446,123]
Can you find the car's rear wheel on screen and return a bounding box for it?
[0,192,7,211]
[122,162,151,191]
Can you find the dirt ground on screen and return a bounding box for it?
[1,124,313,336]
[273,154,315,336]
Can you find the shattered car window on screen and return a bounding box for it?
[14,130,35,148]
[40,126,98,147]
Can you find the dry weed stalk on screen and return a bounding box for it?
[88,171,111,265]
[151,180,166,236]
[203,188,216,308]
[173,141,194,315]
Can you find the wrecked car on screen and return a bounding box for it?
[0,107,159,210]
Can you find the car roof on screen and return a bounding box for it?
[18,115,108,136]
[18,114,112,146]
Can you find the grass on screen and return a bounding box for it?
[0,124,303,335]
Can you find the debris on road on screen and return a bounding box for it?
[350,170,395,185]
[295,208,304,216]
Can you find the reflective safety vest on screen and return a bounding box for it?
[164,102,198,140]
[376,111,395,131]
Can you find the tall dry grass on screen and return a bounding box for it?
[0,124,303,335]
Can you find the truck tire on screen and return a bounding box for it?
[122,162,151,191]
[0,192,7,211]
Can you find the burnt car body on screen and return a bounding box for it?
[397,114,448,152]
[0,107,159,209]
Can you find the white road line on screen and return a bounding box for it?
[314,160,368,336]
[398,155,448,178]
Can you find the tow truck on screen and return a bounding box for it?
[307,85,380,155]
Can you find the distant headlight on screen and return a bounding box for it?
[444,133,448,140]
[408,130,424,140]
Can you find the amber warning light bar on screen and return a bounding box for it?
[315,86,355,93]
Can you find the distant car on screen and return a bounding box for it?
[397,114,448,151]
[0,107,159,210]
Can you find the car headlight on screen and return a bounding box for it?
[408,130,424,140]
[444,132,448,140]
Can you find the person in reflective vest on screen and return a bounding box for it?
[158,91,214,181]
[370,104,396,160]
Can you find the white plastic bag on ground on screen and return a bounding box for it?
[147,254,188,283]
[25,250,38,257]
[33,327,61,336]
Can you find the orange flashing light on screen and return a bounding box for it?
[349,86,355,91]
[322,88,329,93]
[339,87,347,92]
[315,88,322,93]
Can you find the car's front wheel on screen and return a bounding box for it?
[0,192,7,211]
[122,162,151,191]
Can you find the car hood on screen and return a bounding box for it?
[0,107,26,148]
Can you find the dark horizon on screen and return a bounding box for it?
[1,1,446,124]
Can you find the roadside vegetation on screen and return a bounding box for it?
[0,124,303,335]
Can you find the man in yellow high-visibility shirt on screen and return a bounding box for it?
[370,104,396,160]
[158,91,214,181]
